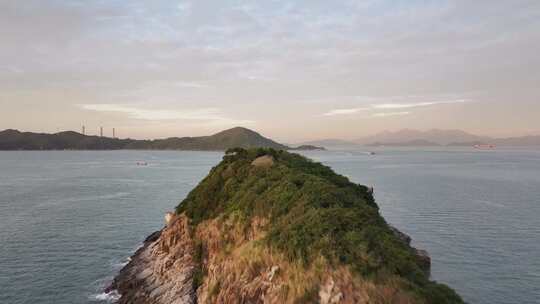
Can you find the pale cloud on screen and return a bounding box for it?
[173,81,211,88]
[177,2,191,13]
[5,66,24,74]
[371,111,411,117]
[323,99,469,116]
[80,104,220,120]
[79,104,254,126]
[372,99,469,109]
[322,108,367,116]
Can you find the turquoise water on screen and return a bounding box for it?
[1,149,539,303]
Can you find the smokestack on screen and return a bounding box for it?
[82,125,85,135]
[113,128,116,138]
[100,127,103,137]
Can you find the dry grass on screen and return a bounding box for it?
[192,215,420,304]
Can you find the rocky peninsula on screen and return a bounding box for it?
[106,148,463,303]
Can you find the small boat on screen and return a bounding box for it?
[474,144,496,149]
[136,161,148,166]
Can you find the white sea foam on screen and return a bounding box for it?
[473,199,505,208]
[91,290,121,302]
[111,259,129,270]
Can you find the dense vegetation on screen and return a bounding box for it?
[0,127,288,151]
[177,148,464,303]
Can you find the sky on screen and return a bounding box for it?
[1,0,539,142]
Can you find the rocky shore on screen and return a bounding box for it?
[106,217,433,304]
[106,216,196,304]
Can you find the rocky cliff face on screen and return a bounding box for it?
[106,216,196,304]
[107,148,463,304]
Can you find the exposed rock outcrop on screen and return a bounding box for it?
[106,215,196,304]
[414,249,432,275]
[251,155,274,168]
[164,212,175,227]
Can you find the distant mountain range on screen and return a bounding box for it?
[0,127,291,151]
[357,129,490,146]
[358,129,540,147]
[298,139,358,147]
[299,129,540,148]
[3,127,538,150]
[491,136,540,146]
[289,145,326,151]
[367,139,442,147]
[356,129,540,147]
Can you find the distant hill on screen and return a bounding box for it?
[357,129,490,145]
[0,127,289,151]
[493,136,540,146]
[446,141,487,147]
[298,139,358,147]
[357,129,540,147]
[368,139,441,147]
[289,144,326,151]
[449,136,540,147]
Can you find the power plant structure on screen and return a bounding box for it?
[100,126,103,137]
[82,125,85,135]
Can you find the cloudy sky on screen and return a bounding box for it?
[1,0,539,142]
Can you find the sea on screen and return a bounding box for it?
[0,148,539,304]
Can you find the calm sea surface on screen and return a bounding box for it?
[1,149,539,304]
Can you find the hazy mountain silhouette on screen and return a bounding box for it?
[298,139,358,147]
[368,139,441,147]
[357,129,491,145]
[0,127,288,151]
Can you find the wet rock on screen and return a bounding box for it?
[389,225,411,246]
[414,249,431,276]
[106,215,196,304]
